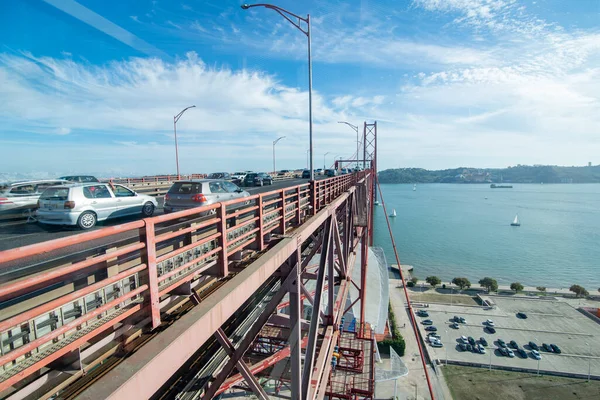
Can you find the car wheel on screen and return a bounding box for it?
[142,202,155,216]
[259,180,264,187]
[77,211,97,230]
[268,180,272,185]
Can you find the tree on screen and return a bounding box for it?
[452,277,471,290]
[536,286,546,294]
[510,282,524,293]
[411,277,418,285]
[570,284,589,298]
[479,277,498,292]
[426,276,442,288]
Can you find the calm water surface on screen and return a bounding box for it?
[373,184,600,289]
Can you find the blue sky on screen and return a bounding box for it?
[1,0,600,178]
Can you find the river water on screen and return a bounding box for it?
[373,183,600,289]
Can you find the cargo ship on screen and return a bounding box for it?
[490,184,513,188]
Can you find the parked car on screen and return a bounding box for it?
[450,322,459,329]
[506,348,515,358]
[459,335,468,344]
[428,333,441,339]
[509,340,519,349]
[497,339,507,348]
[431,341,443,348]
[459,317,466,323]
[458,343,468,351]
[207,172,231,180]
[476,344,486,354]
[486,319,495,326]
[468,336,476,345]
[479,337,488,346]
[517,348,528,358]
[422,319,433,325]
[425,326,437,332]
[301,170,311,179]
[531,350,542,360]
[499,347,509,356]
[59,175,100,183]
[243,173,273,187]
[550,344,561,354]
[417,310,429,317]
[164,179,250,214]
[486,326,496,334]
[542,343,553,352]
[466,344,473,352]
[529,341,539,350]
[0,179,70,215]
[325,169,337,177]
[517,312,528,319]
[36,183,157,229]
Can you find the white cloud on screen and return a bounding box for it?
[130,15,140,23]
[0,52,371,175]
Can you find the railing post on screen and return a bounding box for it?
[258,195,265,251]
[310,180,317,215]
[280,191,287,234]
[217,203,229,276]
[296,186,301,225]
[142,220,161,329]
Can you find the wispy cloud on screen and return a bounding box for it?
[0,52,371,174]
[130,15,140,23]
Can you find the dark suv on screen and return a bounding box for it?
[243,173,273,187]
[301,170,311,179]
[207,172,231,180]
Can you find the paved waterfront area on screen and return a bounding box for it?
[416,294,600,378]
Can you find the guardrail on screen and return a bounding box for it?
[0,172,364,393]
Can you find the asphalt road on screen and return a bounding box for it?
[0,178,313,252]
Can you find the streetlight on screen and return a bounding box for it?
[273,136,285,173]
[241,3,314,181]
[323,151,331,170]
[173,105,196,178]
[489,344,493,371]
[306,149,310,170]
[338,121,359,169]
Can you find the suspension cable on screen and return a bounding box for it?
[375,175,436,400]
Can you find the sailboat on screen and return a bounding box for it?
[413,184,417,191]
[390,209,397,218]
[510,214,520,227]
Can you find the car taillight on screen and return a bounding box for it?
[192,194,207,203]
[0,198,12,204]
[165,194,170,201]
[64,201,75,209]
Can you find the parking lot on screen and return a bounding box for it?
[415,295,600,377]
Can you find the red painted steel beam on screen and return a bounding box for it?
[74,190,354,400]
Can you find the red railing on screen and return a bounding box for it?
[0,172,366,392]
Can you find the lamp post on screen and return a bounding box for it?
[338,121,359,169]
[324,151,331,170]
[273,136,285,174]
[241,3,314,181]
[489,344,493,371]
[173,105,196,178]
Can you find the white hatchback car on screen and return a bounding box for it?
[36,183,158,229]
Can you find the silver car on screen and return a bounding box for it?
[164,179,250,214]
[0,179,69,216]
[36,183,158,229]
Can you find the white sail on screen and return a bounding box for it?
[513,215,519,225]
[390,209,397,217]
[413,184,416,191]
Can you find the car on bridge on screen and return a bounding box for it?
[58,175,99,183]
[325,169,337,177]
[164,179,250,215]
[301,170,311,179]
[0,179,70,216]
[243,173,273,187]
[207,172,232,180]
[36,183,158,229]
